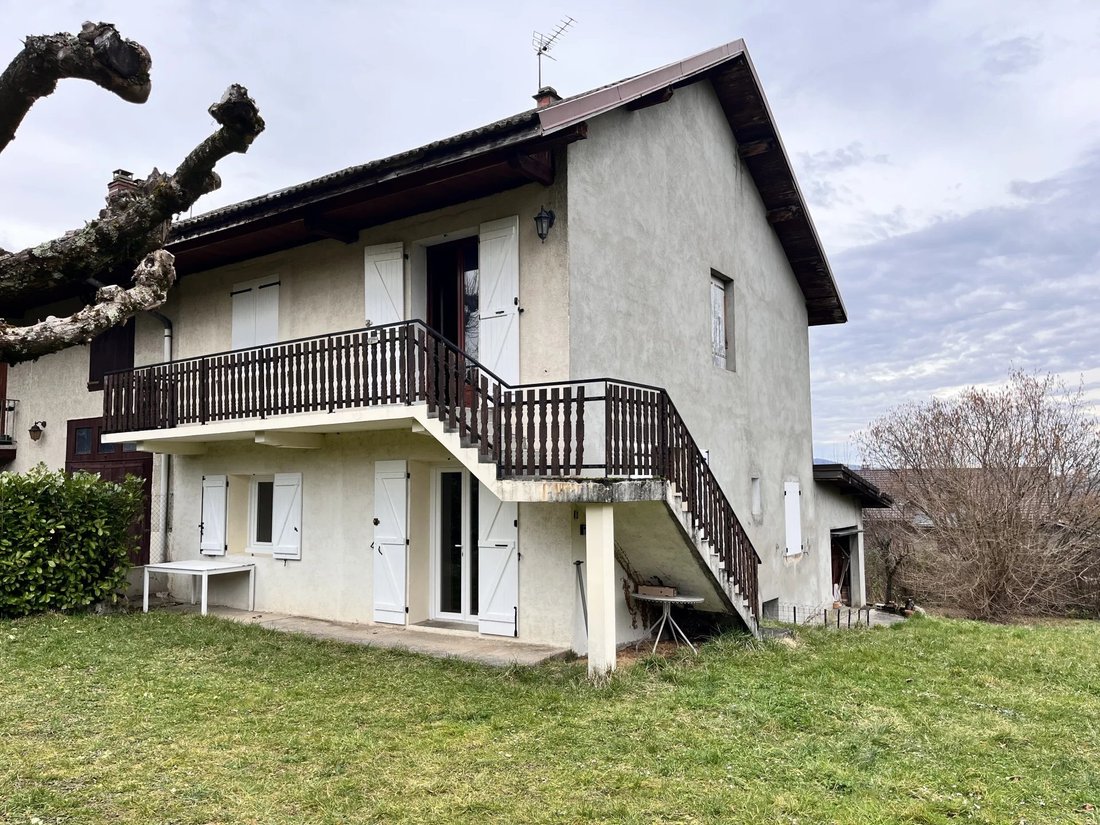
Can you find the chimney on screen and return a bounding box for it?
[532,86,562,109]
[106,169,141,201]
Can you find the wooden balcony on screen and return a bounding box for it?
[103,320,760,618]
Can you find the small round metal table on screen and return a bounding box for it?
[633,593,705,654]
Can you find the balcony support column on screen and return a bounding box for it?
[585,502,617,677]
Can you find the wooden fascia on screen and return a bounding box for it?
[626,86,674,111]
[508,149,554,186]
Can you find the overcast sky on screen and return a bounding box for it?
[2,1,1097,459]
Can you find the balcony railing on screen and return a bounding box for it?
[104,320,759,617]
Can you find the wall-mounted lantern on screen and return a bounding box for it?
[534,206,556,242]
[28,420,46,442]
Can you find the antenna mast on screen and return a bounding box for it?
[532,16,575,89]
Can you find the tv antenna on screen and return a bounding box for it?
[532,16,575,88]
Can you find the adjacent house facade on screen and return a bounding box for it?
[3,41,879,671]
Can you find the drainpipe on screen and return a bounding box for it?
[148,310,173,565]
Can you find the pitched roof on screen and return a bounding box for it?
[813,463,894,508]
[170,40,845,325]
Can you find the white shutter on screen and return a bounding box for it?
[477,481,519,636]
[784,480,802,556]
[255,282,279,345]
[477,217,519,383]
[372,460,408,624]
[231,278,279,349]
[231,288,255,351]
[200,474,227,556]
[364,242,405,327]
[272,472,302,560]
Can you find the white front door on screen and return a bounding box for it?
[477,483,519,637]
[373,460,408,624]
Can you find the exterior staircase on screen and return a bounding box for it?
[103,319,761,636]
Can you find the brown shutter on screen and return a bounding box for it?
[88,318,135,390]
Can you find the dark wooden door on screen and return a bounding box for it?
[65,417,153,566]
[830,535,852,606]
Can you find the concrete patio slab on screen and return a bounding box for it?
[159,602,571,667]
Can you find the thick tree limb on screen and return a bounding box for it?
[0,83,264,314]
[0,21,151,154]
[0,250,175,363]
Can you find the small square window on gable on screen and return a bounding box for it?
[87,316,135,391]
[231,276,280,350]
[710,269,734,371]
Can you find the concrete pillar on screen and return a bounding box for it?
[585,503,617,676]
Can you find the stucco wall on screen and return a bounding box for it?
[566,79,830,608]
[167,179,569,384]
[169,430,592,647]
[813,484,867,606]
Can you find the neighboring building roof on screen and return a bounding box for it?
[813,463,894,508]
[167,39,846,326]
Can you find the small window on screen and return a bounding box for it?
[250,476,276,549]
[710,270,733,370]
[751,476,762,517]
[74,427,93,455]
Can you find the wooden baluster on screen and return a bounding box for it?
[562,386,572,475]
[479,374,490,458]
[550,387,561,475]
[502,390,513,476]
[492,382,503,469]
[606,384,617,475]
[526,389,536,476]
[575,385,585,475]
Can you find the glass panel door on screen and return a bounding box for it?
[434,469,480,621]
[439,471,463,616]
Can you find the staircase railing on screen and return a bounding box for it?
[103,319,760,618]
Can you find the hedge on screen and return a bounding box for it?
[0,464,143,617]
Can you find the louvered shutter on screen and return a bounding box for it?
[477,217,519,383]
[200,475,227,556]
[272,473,302,560]
[364,243,405,327]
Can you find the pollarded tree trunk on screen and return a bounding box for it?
[0,22,265,364]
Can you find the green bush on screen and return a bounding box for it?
[0,464,143,617]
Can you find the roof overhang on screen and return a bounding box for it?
[814,463,894,508]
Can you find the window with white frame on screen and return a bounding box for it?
[249,476,276,549]
[242,473,303,559]
[710,270,733,370]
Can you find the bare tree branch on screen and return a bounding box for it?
[0,250,174,362]
[0,84,263,323]
[0,21,151,154]
[860,371,1100,619]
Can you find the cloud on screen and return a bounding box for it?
[810,146,1100,456]
[982,35,1043,76]
[798,142,890,176]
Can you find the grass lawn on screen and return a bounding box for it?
[1,613,1097,825]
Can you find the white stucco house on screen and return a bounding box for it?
[3,40,889,672]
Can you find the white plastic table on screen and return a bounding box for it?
[143,559,256,616]
[633,592,705,654]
